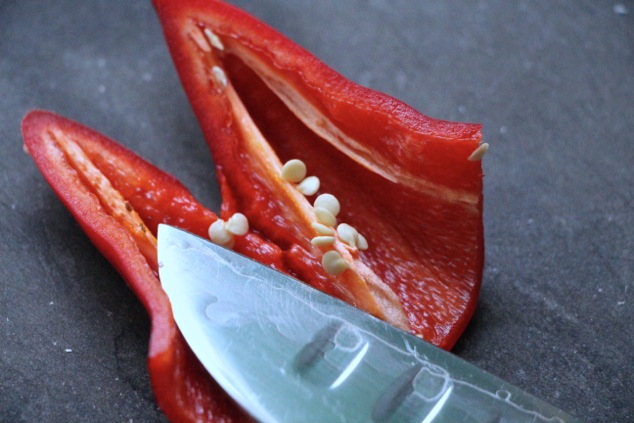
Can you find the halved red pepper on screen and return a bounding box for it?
[22,110,264,421]
[152,0,484,343]
[22,0,484,421]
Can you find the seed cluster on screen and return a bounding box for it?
[208,213,249,249]
[336,223,368,250]
[196,25,374,277]
[281,159,320,195]
[193,27,228,90]
[282,159,369,276]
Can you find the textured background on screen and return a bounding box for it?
[1,1,632,422]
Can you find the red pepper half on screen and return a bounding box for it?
[153,0,484,345]
[23,1,484,421]
[22,110,263,421]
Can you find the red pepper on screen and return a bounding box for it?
[22,110,263,421]
[153,0,484,343]
[22,0,484,421]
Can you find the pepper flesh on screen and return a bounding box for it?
[22,1,484,422]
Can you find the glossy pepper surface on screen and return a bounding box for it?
[22,0,484,421]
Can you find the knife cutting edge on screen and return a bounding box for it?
[157,224,583,423]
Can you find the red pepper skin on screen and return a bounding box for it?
[153,0,484,348]
[21,110,256,422]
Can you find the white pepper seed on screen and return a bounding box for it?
[281,159,307,183]
[314,207,337,227]
[322,250,348,276]
[204,28,225,51]
[337,223,358,247]
[311,236,336,247]
[211,66,227,88]
[314,193,340,216]
[226,213,249,236]
[190,30,211,52]
[296,176,320,196]
[208,219,234,248]
[468,143,489,161]
[356,233,369,251]
[311,222,335,236]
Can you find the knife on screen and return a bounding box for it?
[156,224,582,423]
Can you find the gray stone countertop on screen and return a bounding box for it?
[1,1,632,422]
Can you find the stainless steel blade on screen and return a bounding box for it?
[157,224,582,423]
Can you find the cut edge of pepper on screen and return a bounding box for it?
[47,128,160,271]
[21,111,176,354]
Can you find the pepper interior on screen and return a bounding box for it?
[204,51,411,332]
[187,23,483,347]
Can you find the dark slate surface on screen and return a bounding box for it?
[1,1,632,422]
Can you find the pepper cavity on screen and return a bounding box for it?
[191,24,408,330]
[208,213,249,249]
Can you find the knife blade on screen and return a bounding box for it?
[157,224,582,423]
